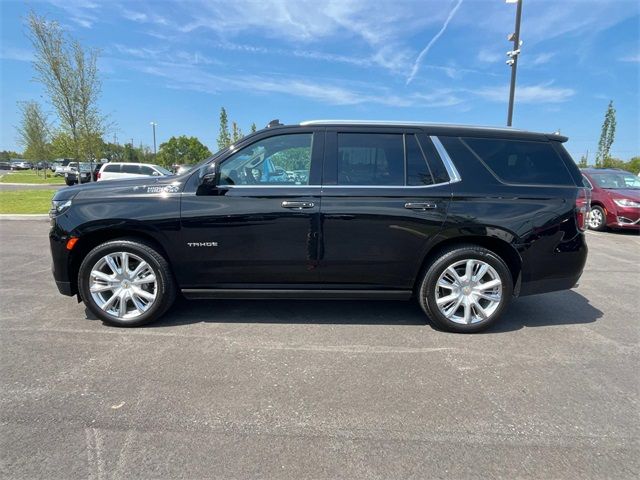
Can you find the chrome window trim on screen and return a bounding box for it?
[430,136,462,184]
[300,120,526,133]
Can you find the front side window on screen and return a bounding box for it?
[462,137,574,186]
[337,133,404,186]
[220,133,312,186]
[140,166,155,176]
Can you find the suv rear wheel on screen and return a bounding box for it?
[418,245,513,333]
[78,239,176,327]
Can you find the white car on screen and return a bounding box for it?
[97,162,173,181]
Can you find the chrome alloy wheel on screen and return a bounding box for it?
[89,252,157,319]
[434,259,502,325]
[588,208,603,229]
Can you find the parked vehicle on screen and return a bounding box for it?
[0,161,10,170]
[49,120,589,332]
[10,160,33,170]
[97,162,173,181]
[35,161,50,170]
[54,159,74,176]
[581,168,640,231]
[64,163,100,185]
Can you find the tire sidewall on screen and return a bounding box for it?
[420,248,513,333]
[78,241,171,327]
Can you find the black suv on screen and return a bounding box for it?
[49,121,589,332]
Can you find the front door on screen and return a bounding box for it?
[318,129,452,289]
[179,129,324,287]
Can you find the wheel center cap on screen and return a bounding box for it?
[121,280,131,289]
[463,286,471,295]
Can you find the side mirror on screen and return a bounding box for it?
[152,171,161,176]
[196,161,221,195]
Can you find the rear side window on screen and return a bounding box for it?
[337,133,403,186]
[462,138,574,186]
[103,164,120,173]
[122,164,140,174]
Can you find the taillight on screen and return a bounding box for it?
[575,187,590,231]
[96,171,101,180]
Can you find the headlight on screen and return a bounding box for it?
[613,198,640,208]
[50,199,72,216]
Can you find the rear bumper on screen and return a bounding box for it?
[517,232,588,297]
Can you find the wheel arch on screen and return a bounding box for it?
[414,233,522,296]
[68,227,173,297]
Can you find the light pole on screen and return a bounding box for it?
[150,122,157,156]
[506,0,523,127]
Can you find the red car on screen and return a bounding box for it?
[581,168,640,231]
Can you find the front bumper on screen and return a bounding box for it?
[608,207,640,230]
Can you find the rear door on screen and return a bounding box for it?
[318,128,453,289]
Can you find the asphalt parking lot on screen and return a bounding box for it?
[0,219,638,479]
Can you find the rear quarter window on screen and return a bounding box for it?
[461,137,574,186]
[122,164,141,174]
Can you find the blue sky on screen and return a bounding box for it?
[1,0,638,161]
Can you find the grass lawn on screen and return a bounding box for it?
[0,170,64,184]
[0,189,56,214]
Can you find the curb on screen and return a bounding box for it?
[0,214,49,220]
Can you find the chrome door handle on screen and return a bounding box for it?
[282,201,315,209]
[404,202,437,210]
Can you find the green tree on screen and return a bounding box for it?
[157,136,211,167]
[624,156,640,174]
[595,100,616,167]
[16,101,51,164]
[577,153,588,168]
[27,12,106,168]
[102,142,124,162]
[0,151,23,161]
[231,121,243,143]
[250,122,257,133]
[50,131,75,158]
[122,143,140,163]
[217,107,231,150]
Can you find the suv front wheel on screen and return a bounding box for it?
[78,239,176,327]
[418,245,513,333]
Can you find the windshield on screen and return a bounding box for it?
[154,165,173,176]
[590,172,640,189]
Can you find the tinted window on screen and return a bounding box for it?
[122,164,140,174]
[338,133,403,186]
[103,164,120,173]
[462,138,574,185]
[140,166,156,176]
[220,134,312,185]
[406,135,434,186]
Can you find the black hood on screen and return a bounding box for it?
[52,174,189,202]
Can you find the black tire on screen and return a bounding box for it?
[588,205,607,231]
[78,239,176,327]
[418,245,513,333]
[65,177,75,186]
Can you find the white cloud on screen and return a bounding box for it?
[477,49,502,64]
[0,46,34,62]
[475,82,575,104]
[619,53,640,63]
[407,0,464,84]
[530,53,554,66]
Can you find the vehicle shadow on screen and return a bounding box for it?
[130,289,602,333]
